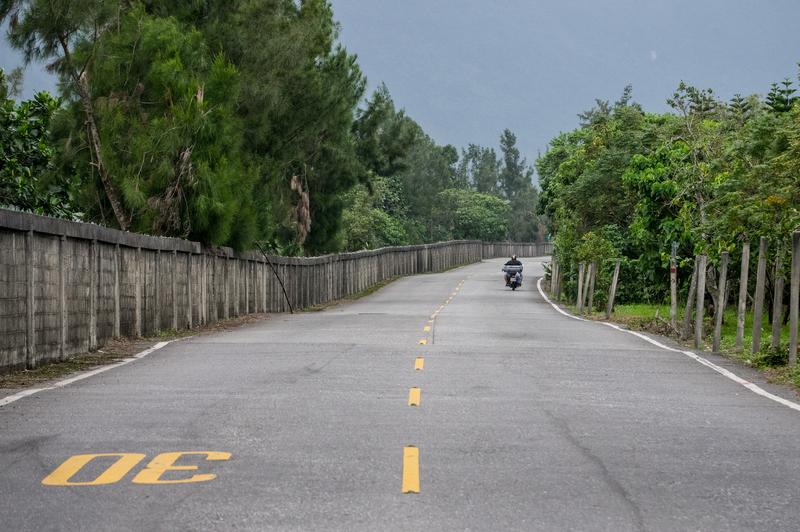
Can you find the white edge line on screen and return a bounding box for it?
[536,277,586,322]
[0,340,178,408]
[536,276,800,413]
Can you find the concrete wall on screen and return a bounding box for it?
[483,241,552,259]
[0,210,548,372]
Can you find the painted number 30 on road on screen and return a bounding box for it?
[42,452,231,486]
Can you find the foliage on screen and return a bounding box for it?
[2,2,542,253]
[340,176,408,251]
[538,71,800,307]
[432,188,510,241]
[0,80,80,218]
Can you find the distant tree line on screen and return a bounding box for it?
[0,0,541,254]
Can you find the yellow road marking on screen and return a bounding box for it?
[414,357,424,370]
[402,446,420,493]
[42,453,146,486]
[418,338,427,345]
[423,325,431,332]
[132,452,231,485]
[408,387,421,406]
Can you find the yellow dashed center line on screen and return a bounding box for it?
[403,280,466,494]
[402,447,420,494]
[408,387,421,406]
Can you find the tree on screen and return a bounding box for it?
[1,0,130,229]
[0,81,77,217]
[457,143,501,194]
[498,129,533,201]
[432,188,510,241]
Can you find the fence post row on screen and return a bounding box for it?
[670,242,678,330]
[682,260,699,340]
[585,262,596,314]
[606,260,621,319]
[576,262,585,314]
[789,232,800,366]
[694,254,708,349]
[712,252,729,353]
[751,237,768,354]
[735,241,751,351]
[771,248,784,350]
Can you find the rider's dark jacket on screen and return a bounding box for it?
[505,259,522,266]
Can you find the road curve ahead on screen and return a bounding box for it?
[1,258,800,531]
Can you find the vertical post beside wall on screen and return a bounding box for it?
[154,249,161,333]
[59,235,67,360]
[224,256,230,320]
[135,247,142,337]
[172,249,178,331]
[25,230,35,368]
[89,239,97,351]
[186,252,193,329]
[751,237,768,354]
[114,243,121,338]
[735,241,750,351]
[789,232,800,366]
[712,252,729,353]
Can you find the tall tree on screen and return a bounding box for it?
[1,0,129,229]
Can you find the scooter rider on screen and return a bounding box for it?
[504,255,522,286]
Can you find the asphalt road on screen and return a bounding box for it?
[2,258,800,531]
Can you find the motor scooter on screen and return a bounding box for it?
[502,265,523,290]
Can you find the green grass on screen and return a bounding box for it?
[606,303,792,355]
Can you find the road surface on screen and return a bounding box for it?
[1,258,800,531]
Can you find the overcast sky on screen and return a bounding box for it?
[3,0,800,174]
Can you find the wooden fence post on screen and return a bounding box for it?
[789,232,800,366]
[576,262,585,313]
[606,259,621,319]
[735,241,750,351]
[694,254,707,349]
[670,242,678,330]
[581,263,591,311]
[586,262,596,314]
[771,248,784,350]
[682,260,698,340]
[751,237,768,353]
[712,252,729,353]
